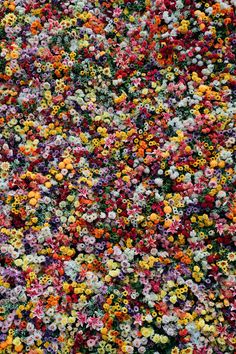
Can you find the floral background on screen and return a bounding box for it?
[0,0,236,353]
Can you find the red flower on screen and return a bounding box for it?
[179,328,188,336]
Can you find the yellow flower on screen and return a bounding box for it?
[227,252,236,261]
[29,198,37,206]
[152,334,160,343]
[2,13,17,26]
[141,327,154,338]
[109,269,120,277]
[170,295,177,304]
[160,335,169,344]
[98,349,105,354]
[142,88,149,95]
[122,175,130,182]
[149,213,159,222]
[55,173,63,181]
[1,162,10,171]
[13,337,21,346]
[114,93,127,104]
[80,295,86,302]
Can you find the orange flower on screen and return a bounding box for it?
[54,69,61,78]
[181,256,191,265]
[137,148,145,157]
[84,15,105,34]
[94,228,104,238]
[8,2,16,11]
[106,298,112,305]
[107,247,114,255]
[57,336,64,343]
[174,251,183,259]
[224,18,232,25]
[212,3,221,15]
[30,20,42,35]
[103,313,109,322]
[87,263,94,270]
[139,140,147,149]
[199,23,205,31]
[15,344,24,352]
[46,295,60,308]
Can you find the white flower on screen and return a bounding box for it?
[108,211,116,219]
[163,325,177,336]
[220,149,231,159]
[155,191,164,201]
[217,191,226,199]
[162,315,171,324]
[145,314,153,323]
[154,178,163,186]
[133,338,141,348]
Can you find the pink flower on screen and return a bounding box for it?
[216,222,225,235]
[134,314,143,325]
[167,83,175,92]
[77,312,87,325]
[167,219,181,233]
[194,183,204,193]
[113,7,122,17]
[33,302,44,319]
[87,338,97,348]
[132,78,141,86]
[127,206,142,216]
[87,317,103,330]
[228,224,236,234]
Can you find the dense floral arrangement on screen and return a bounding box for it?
[0,0,236,353]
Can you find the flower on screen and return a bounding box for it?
[0,0,235,352]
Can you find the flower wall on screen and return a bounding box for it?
[0,0,236,353]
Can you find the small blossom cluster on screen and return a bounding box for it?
[0,0,236,353]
